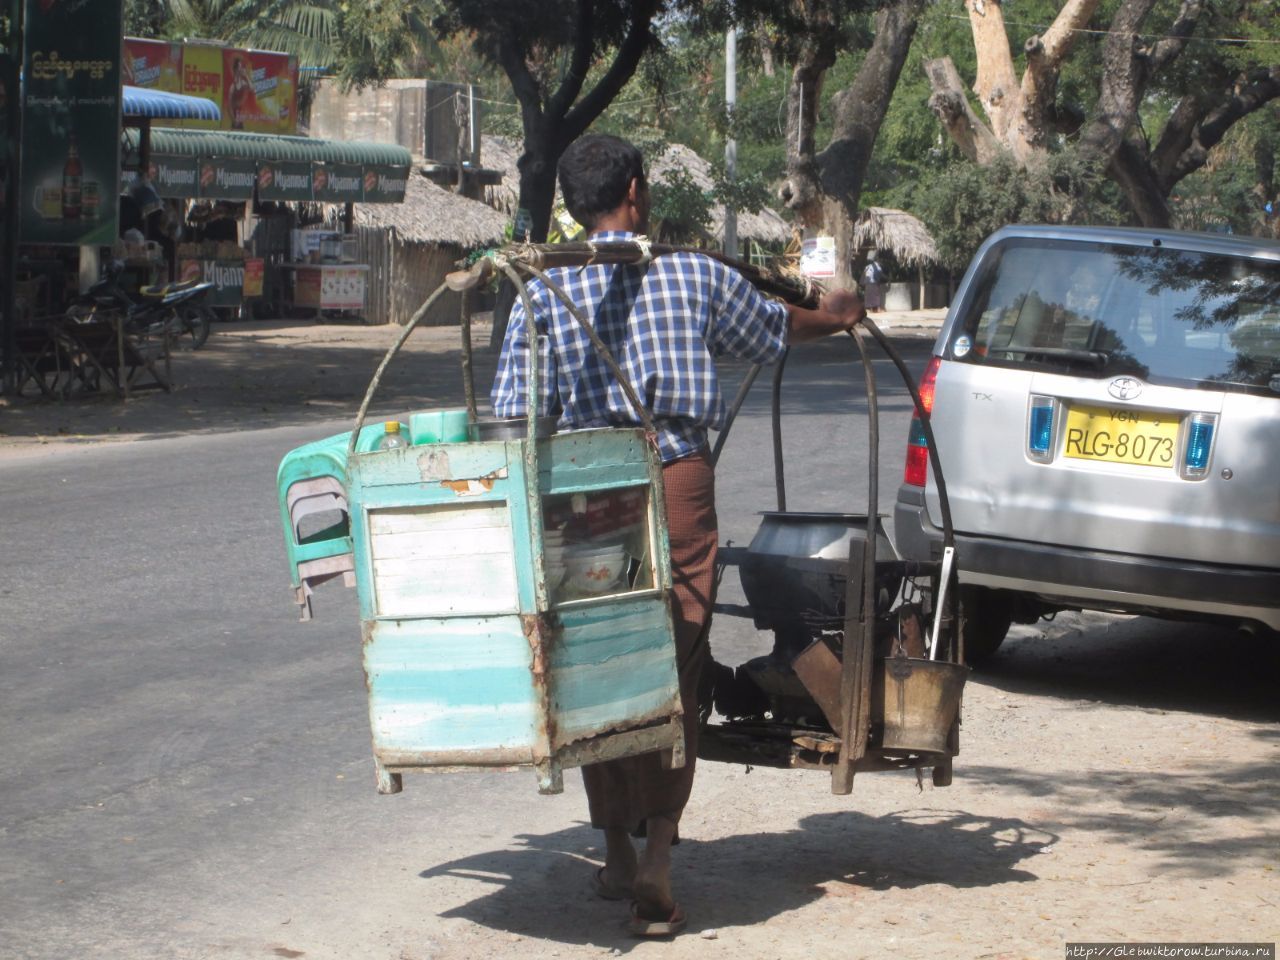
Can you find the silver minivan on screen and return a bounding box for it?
[894,225,1280,660]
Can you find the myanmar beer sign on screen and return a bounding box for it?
[198,158,256,199]
[20,0,123,244]
[362,166,409,203]
[257,161,312,202]
[312,163,363,203]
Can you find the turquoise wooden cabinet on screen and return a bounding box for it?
[345,425,685,795]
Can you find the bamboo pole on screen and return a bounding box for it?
[446,240,820,308]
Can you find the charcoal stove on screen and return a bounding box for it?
[700,326,968,794]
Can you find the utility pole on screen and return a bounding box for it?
[1,0,24,396]
[723,26,738,261]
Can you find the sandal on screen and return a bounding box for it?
[628,901,687,938]
[592,866,632,902]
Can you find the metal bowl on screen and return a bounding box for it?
[470,416,558,441]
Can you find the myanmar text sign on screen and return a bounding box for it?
[21,0,122,245]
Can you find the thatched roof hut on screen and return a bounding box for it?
[341,169,507,326]
[481,135,525,217]
[648,144,790,245]
[480,136,790,245]
[851,207,939,268]
[353,168,508,246]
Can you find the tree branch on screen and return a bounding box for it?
[496,31,546,132]
[561,0,659,144]
[780,31,838,222]
[546,0,594,120]
[966,0,1018,139]
[1037,0,1104,66]
[1077,0,1160,163]
[1019,0,1102,150]
[1148,0,1202,73]
[818,0,923,214]
[1161,65,1280,188]
[925,56,1003,163]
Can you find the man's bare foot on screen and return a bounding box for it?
[598,827,637,898]
[632,816,677,916]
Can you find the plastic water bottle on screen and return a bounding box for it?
[378,421,407,451]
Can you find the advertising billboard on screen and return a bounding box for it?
[179,43,223,131]
[126,38,298,134]
[223,47,296,134]
[123,38,182,93]
[20,0,122,245]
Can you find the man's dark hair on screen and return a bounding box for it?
[558,134,646,230]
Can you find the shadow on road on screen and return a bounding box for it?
[977,617,1280,724]
[419,807,1052,949]
[962,749,1280,879]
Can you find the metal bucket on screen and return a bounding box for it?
[870,657,969,754]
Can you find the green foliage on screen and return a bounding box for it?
[123,0,168,37]
[915,151,1125,272]
[648,165,713,240]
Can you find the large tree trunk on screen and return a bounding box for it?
[488,0,658,347]
[781,0,922,288]
[515,124,562,243]
[1108,134,1173,228]
[779,16,839,229]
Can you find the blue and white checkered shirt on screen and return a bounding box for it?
[491,231,790,463]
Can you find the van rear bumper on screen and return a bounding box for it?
[893,483,1280,629]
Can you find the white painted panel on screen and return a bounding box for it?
[372,526,512,561]
[370,502,518,617]
[369,507,510,534]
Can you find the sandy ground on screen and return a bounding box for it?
[3,311,1276,959]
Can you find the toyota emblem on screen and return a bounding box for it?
[1108,376,1144,401]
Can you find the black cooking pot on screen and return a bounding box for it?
[737,512,902,650]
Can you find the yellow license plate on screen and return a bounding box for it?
[1063,404,1180,468]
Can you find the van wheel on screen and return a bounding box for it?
[959,586,1014,664]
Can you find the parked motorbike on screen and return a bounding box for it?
[68,261,216,350]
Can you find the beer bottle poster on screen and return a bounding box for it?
[19,0,123,245]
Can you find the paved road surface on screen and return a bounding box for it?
[2,324,1275,960]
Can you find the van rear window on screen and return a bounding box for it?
[956,238,1280,395]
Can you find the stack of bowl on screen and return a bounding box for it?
[543,527,567,589]
[562,540,629,598]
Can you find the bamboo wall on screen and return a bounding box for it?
[349,227,470,326]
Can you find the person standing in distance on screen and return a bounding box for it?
[491,133,865,938]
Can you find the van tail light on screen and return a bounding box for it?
[1027,395,1058,463]
[1180,413,1217,479]
[904,357,941,487]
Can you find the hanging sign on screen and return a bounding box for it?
[312,163,363,203]
[198,157,256,200]
[257,161,313,202]
[799,236,836,279]
[361,166,409,204]
[19,0,122,245]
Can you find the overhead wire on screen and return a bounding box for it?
[941,12,1280,46]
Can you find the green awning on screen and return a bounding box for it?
[121,127,411,203]
[123,127,412,167]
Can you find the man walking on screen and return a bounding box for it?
[491,133,864,937]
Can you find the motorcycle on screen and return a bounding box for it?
[68,260,216,350]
